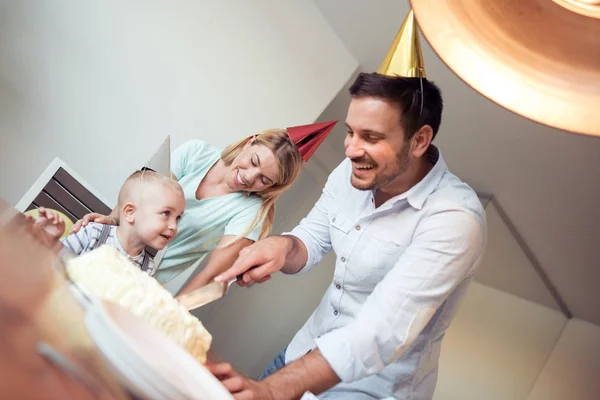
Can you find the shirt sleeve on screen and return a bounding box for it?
[223,200,264,241]
[315,208,485,382]
[171,140,205,179]
[284,163,344,274]
[60,223,94,254]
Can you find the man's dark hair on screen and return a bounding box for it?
[349,72,443,140]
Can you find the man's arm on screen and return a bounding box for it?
[208,349,340,400]
[261,349,341,399]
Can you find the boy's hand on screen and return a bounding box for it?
[35,207,66,239]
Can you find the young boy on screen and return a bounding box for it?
[36,170,185,275]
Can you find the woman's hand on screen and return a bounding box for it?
[70,212,116,234]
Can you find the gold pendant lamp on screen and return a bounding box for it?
[403,0,600,137]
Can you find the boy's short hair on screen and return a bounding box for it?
[117,169,183,207]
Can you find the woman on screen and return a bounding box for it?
[70,122,335,293]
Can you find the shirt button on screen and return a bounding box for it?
[333,309,339,316]
[332,217,336,222]
[335,283,341,290]
[355,225,361,231]
[341,256,346,262]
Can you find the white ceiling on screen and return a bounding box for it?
[313,0,600,324]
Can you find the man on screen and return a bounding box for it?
[212,72,486,399]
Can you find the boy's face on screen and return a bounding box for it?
[132,184,185,250]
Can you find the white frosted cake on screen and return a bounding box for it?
[66,245,212,364]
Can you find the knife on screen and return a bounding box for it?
[176,257,257,311]
[176,276,240,311]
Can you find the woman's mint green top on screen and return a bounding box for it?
[154,140,263,284]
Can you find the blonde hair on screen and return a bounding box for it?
[221,128,303,242]
[118,169,184,207]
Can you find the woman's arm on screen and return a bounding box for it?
[69,206,119,234]
[177,235,255,295]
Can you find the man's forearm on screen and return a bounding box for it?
[280,235,309,275]
[261,349,340,399]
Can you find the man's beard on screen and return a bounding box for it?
[350,145,410,191]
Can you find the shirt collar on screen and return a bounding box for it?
[376,145,447,210]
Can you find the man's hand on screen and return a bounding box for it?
[207,362,274,400]
[34,207,66,239]
[70,212,115,234]
[215,235,295,285]
[208,349,340,400]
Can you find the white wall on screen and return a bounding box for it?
[526,318,600,400]
[475,200,561,311]
[430,201,600,400]
[0,0,357,206]
[434,281,600,400]
[0,0,359,379]
[433,282,567,400]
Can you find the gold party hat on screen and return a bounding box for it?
[378,9,426,78]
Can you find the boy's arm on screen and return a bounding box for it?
[61,223,94,255]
